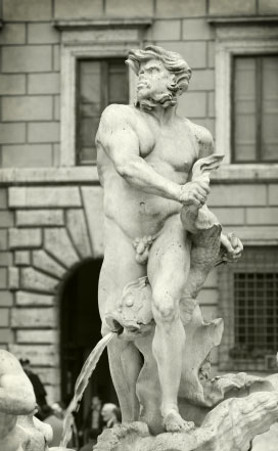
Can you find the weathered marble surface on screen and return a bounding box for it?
[0,349,73,451]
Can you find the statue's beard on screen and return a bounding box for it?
[136,85,178,111]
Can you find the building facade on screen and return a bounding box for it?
[0,0,278,404]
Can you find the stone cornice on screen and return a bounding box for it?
[208,15,278,24]
[0,165,276,186]
[53,18,153,30]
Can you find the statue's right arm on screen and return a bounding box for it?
[96,105,182,202]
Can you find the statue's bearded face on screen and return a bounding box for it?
[136,59,177,110]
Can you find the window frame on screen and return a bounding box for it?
[76,57,129,165]
[231,53,278,164]
[218,246,278,372]
[213,21,278,178]
[58,20,152,167]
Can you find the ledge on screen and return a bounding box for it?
[211,164,278,184]
[208,15,278,24]
[0,167,100,186]
[53,18,153,30]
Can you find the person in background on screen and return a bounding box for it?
[79,429,98,451]
[20,358,48,419]
[84,395,103,443]
[41,404,63,447]
[101,403,121,429]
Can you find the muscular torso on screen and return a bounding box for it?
[97,105,199,239]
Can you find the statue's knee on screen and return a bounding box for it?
[152,292,177,322]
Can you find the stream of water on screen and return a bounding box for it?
[60,332,115,447]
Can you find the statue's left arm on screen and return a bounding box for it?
[194,124,243,262]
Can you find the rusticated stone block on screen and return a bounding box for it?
[0,75,26,95]
[259,0,278,13]
[44,228,80,268]
[54,0,102,19]
[209,185,267,207]
[8,344,58,366]
[9,228,42,249]
[0,211,14,227]
[0,122,26,144]
[81,187,104,258]
[182,18,214,40]
[21,267,58,294]
[15,251,30,266]
[157,41,207,69]
[1,144,53,168]
[28,75,60,95]
[3,0,52,21]
[16,291,54,306]
[0,190,7,209]
[246,207,278,225]
[156,0,206,17]
[28,121,60,142]
[66,209,92,258]
[32,250,65,278]
[147,20,181,41]
[0,230,8,251]
[106,0,153,16]
[0,308,9,326]
[211,207,245,225]
[209,0,256,15]
[0,23,26,45]
[11,307,55,328]
[16,209,64,227]
[2,96,52,121]
[16,329,57,344]
[0,291,13,307]
[28,23,60,44]
[2,46,52,73]
[8,267,19,290]
[178,92,207,118]
[0,328,13,343]
[9,187,81,208]
[0,252,12,266]
[269,185,278,205]
[190,69,215,92]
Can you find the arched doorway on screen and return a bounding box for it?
[59,258,117,425]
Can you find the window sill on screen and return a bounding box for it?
[0,166,100,186]
[211,164,278,184]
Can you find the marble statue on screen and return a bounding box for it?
[93,45,278,451]
[0,349,73,451]
[95,45,243,433]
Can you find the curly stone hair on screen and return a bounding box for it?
[126,45,192,94]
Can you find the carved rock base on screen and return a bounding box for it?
[94,392,278,451]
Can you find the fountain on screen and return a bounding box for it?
[2,44,278,451]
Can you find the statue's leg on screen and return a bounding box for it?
[148,215,193,432]
[98,221,145,422]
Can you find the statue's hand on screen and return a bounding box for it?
[220,232,243,262]
[179,180,210,207]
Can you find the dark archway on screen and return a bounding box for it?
[60,258,117,423]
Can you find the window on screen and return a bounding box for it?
[232,55,278,163]
[76,58,129,165]
[213,20,278,174]
[218,247,278,372]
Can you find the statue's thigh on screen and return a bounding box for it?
[98,237,145,319]
[148,220,190,296]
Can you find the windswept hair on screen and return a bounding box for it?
[126,45,192,94]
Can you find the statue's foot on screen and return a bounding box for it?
[163,409,195,433]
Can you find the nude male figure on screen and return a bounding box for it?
[96,46,242,432]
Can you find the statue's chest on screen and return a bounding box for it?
[140,127,198,172]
